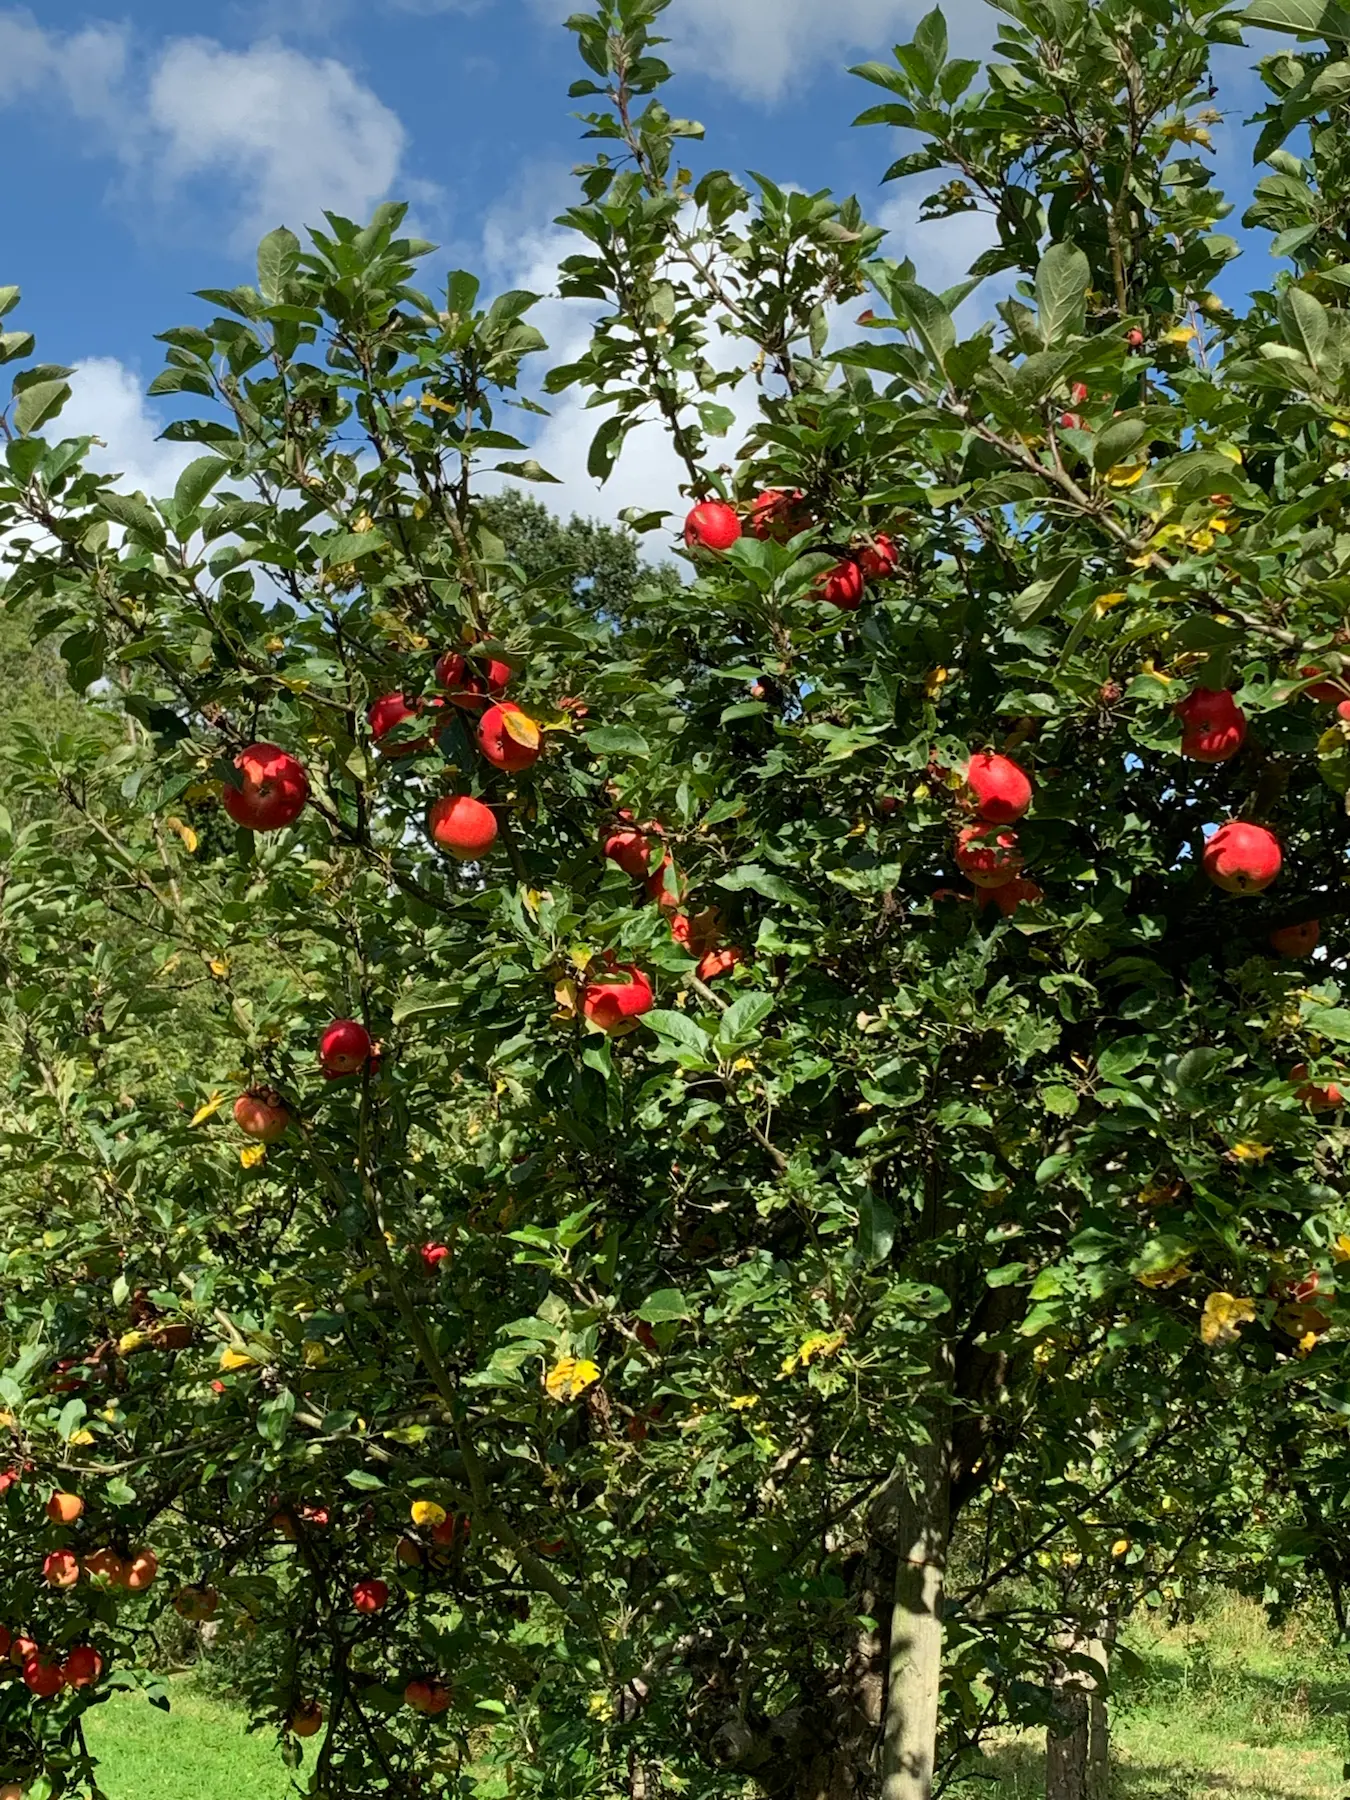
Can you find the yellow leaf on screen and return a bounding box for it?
[1332,1233,1350,1262]
[924,667,949,698]
[219,1347,257,1372]
[165,816,198,854]
[1332,421,1350,440]
[1161,326,1198,346]
[1137,1260,1191,1289]
[781,1330,846,1375]
[1230,1141,1271,1163]
[502,709,542,751]
[240,1143,266,1169]
[69,1430,94,1447]
[1298,1331,1319,1358]
[1200,1291,1256,1347]
[1105,463,1147,487]
[117,1331,147,1355]
[190,1093,226,1128]
[411,1500,447,1528]
[1094,590,1128,617]
[208,959,230,979]
[728,1394,760,1411]
[587,1691,615,1721]
[546,1356,602,1402]
[1111,1538,1131,1558]
[352,513,375,534]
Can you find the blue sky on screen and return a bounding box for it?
[0,0,1282,521]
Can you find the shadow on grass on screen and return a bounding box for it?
[951,1735,1335,1800]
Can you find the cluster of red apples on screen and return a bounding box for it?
[684,488,899,611]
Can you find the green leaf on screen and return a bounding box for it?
[257,227,301,302]
[857,1192,896,1266]
[716,865,812,908]
[494,459,561,483]
[173,456,230,518]
[1280,287,1331,372]
[1093,417,1151,471]
[13,377,70,436]
[642,1010,715,1064]
[718,993,774,1046]
[584,725,650,756]
[99,493,165,542]
[1034,243,1090,345]
[637,1288,692,1323]
[1243,0,1350,35]
[345,1469,386,1491]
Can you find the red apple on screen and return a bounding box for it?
[10,1635,38,1668]
[645,855,684,912]
[1059,412,1084,429]
[477,704,542,773]
[749,489,810,541]
[583,963,655,1035]
[62,1646,103,1689]
[684,501,741,552]
[670,908,721,958]
[290,1701,323,1738]
[697,946,745,981]
[1126,327,1145,348]
[431,1513,469,1548]
[352,1578,389,1615]
[1271,920,1320,958]
[1070,382,1090,403]
[22,1655,64,1699]
[1203,821,1281,895]
[428,794,498,861]
[45,1491,82,1526]
[815,558,865,611]
[84,1549,125,1586]
[1293,1063,1343,1111]
[435,650,511,709]
[42,1551,79,1590]
[955,824,1024,889]
[234,1089,290,1144]
[1175,686,1247,763]
[420,1243,450,1272]
[975,877,1044,916]
[396,1536,427,1568]
[0,1467,20,1494]
[368,692,443,756]
[319,1018,371,1076]
[603,824,655,879]
[221,743,309,832]
[405,1677,452,1716]
[857,535,899,580]
[965,752,1033,823]
[125,1550,158,1592]
[1301,665,1348,704]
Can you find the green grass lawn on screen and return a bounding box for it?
[82,1680,291,1800]
[79,1598,1349,1800]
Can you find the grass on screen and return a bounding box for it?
[81,1678,291,1800]
[75,1598,1350,1799]
[954,1595,1350,1799]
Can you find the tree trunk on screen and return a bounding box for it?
[1046,1619,1112,1800]
[879,1369,953,1800]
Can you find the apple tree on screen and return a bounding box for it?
[5,0,1350,1796]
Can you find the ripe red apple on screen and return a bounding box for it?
[1126,327,1145,348]
[405,1677,452,1715]
[352,1578,389,1615]
[62,1646,103,1689]
[0,1466,20,1494]
[684,501,741,552]
[10,1635,38,1668]
[290,1701,324,1738]
[221,743,309,832]
[669,908,721,958]
[478,703,542,772]
[1175,686,1247,763]
[965,752,1032,823]
[1203,821,1281,895]
[857,535,899,580]
[645,855,684,912]
[583,964,655,1035]
[234,1089,290,1143]
[1271,920,1320,958]
[1059,412,1084,429]
[319,1018,372,1075]
[125,1549,158,1592]
[84,1549,125,1586]
[1293,1063,1343,1111]
[603,824,655,879]
[975,877,1044,916]
[749,489,810,541]
[428,793,498,861]
[0,1781,25,1800]
[420,1243,450,1272]
[396,1536,427,1568]
[42,1551,79,1590]
[1070,382,1089,403]
[22,1655,64,1699]
[46,1492,82,1526]
[815,558,865,611]
[431,1513,469,1548]
[1301,665,1348,704]
[368,692,443,757]
[435,650,511,709]
[877,794,899,818]
[697,947,745,982]
[955,824,1024,889]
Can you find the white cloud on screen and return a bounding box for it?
[0,10,417,252]
[144,41,409,250]
[528,0,991,105]
[877,187,1006,328]
[60,360,199,500]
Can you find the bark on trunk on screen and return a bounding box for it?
[879,1368,952,1800]
[1046,1620,1112,1800]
